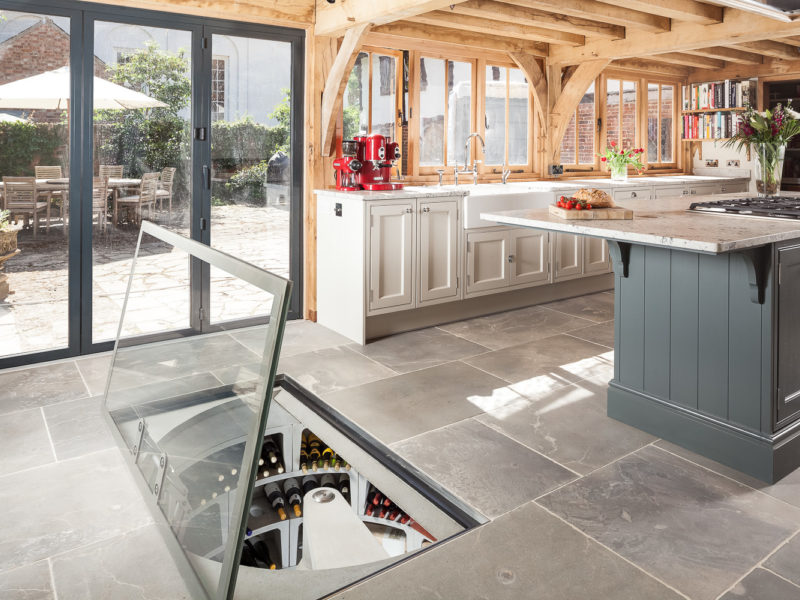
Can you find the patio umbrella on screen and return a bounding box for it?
[0,66,167,110]
[0,113,27,123]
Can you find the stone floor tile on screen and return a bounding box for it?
[543,292,615,323]
[567,319,615,348]
[720,568,800,600]
[0,560,54,600]
[43,396,114,461]
[438,305,595,351]
[654,439,800,510]
[464,333,614,398]
[51,525,192,600]
[764,533,800,587]
[74,354,113,398]
[332,501,683,600]
[538,445,800,600]
[349,328,488,373]
[278,346,396,397]
[325,361,522,445]
[232,320,351,358]
[0,408,54,476]
[0,448,152,573]
[0,361,88,415]
[477,377,655,475]
[391,419,574,518]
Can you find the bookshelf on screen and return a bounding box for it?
[681,78,755,142]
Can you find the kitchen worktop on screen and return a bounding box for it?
[483,193,800,254]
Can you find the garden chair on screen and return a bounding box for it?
[98,165,123,179]
[3,177,50,237]
[156,167,176,222]
[116,172,158,226]
[92,176,109,231]
[34,166,66,231]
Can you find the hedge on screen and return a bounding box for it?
[0,121,66,179]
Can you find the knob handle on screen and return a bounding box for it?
[422,206,430,213]
[507,254,514,263]
[631,191,637,198]
[405,207,413,213]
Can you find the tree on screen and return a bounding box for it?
[96,42,191,179]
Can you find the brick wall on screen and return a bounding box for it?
[0,18,106,123]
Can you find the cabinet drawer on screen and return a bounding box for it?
[613,187,650,202]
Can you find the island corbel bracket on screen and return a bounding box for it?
[740,245,772,305]
[608,240,632,278]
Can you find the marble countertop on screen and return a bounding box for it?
[482,193,800,254]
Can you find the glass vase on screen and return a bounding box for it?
[609,163,628,181]
[754,143,785,197]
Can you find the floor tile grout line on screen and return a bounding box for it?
[533,501,692,600]
[47,557,59,600]
[652,443,800,513]
[339,344,401,376]
[0,445,116,480]
[714,525,800,600]
[562,331,614,349]
[760,566,800,591]
[40,406,58,463]
[538,302,614,325]
[72,359,93,397]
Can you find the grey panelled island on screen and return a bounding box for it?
[484,193,800,483]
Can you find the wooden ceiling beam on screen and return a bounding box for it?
[497,0,670,33]
[646,52,726,69]
[408,10,584,45]
[320,24,371,156]
[684,46,764,65]
[449,0,624,39]
[611,59,691,77]
[369,21,549,56]
[549,9,800,65]
[315,0,468,37]
[595,0,722,24]
[731,41,800,61]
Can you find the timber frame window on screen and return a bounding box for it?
[645,80,678,167]
[559,80,598,169]
[342,47,403,144]
[605,77,638,154]
[482,65,531,168]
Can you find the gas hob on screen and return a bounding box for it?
[689,196,800,220]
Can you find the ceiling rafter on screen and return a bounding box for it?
[646,52,726,69]
[684,46,765,65]
[407,10,585,45]
[595,0,722,24]
[731,41,800,61]
[497,0,670,33]
[315,0,470,37]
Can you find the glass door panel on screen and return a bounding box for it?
[92,21,194,343]
[209,34,293,325]
[0,10,72,358]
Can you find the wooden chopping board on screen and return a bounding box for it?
[549,204,633,220]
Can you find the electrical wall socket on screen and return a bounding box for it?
[548,164,564,176]
[705,159,719,168]
[726,159,741,168]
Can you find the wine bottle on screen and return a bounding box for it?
[383,495,392,507]
[365,503,375,517]
[302,474,319,495]
[262,438,280,465]
[337,475,350,498]
[249,502,264,518]
[275,459,285,475]
[321,446,335,470]
[300,433,309,473]
[263,482,288,521]
[283,477,303,517]
[253,540,277,570]
[307,433,322,471]
[320,473,336,489]
[331,453,340,471]
[240,541,258,567]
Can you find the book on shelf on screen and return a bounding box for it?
[682,78,756,111]
[682,111,741,140]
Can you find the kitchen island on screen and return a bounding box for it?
[484,194,800,483]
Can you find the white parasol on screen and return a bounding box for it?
[0,66,167,110]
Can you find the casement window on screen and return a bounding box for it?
[418,56,473,168]
[483,65,530,167]
[606,78,638,152]
[559,81,597,167]
[211,56,226,122]
[342,48,403,142]
[646,82,677,166]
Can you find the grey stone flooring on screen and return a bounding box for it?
[1,293,800,599]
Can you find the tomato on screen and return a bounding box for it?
[586,204,592,210]
[575,204,583,211]
[568,201,576,209]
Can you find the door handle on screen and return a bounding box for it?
[405,207,413,213]
[203,165,211,190]
[507,254,514,263]
[422,207,430,213]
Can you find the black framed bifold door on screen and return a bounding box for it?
[0,0,304,369]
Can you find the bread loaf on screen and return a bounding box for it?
[573,188,614,207]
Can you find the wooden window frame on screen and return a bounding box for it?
[559,77,600,173]
[643,79,679,169]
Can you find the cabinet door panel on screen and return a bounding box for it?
[419,200,459,304]
[583,237,611,275]
[509,229,549,287]
[368,203,414,312]
[466,231,508,295]
[553,233,582,281]
[777,245,800,426]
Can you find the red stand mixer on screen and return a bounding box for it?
[333,133,403,191]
